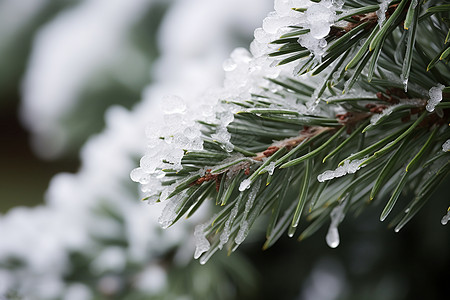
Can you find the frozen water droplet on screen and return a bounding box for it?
[326,226,340,248]
[239,179,251,191]
[441,209,450,225]
[326,200,346,248]
[130,167,147,183]
[319,38,327,48]
[264,162,276,175]
[310,22,331,39]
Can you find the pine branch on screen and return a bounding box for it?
[132,0,450,263]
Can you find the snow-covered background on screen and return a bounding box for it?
[0,0,271,298]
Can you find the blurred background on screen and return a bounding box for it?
[1,0,450,299]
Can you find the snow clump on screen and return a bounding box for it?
[298,0,342,58]
[426,84,445,112]
[442,139,450,152]
[317,159,366,182]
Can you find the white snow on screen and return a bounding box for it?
[297,1,340,58]
[426,84,445,112]
[442,139,450,152]
[21,0,152,159]
[63,283,92,300]
[2,0,271,297]
[135,265,168,295]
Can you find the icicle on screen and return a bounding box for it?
[194,224,210,259]
[317,159,366,182]
[441,209,450,225]
[326,200,347,248]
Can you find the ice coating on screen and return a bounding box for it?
[235,221,249,245]
[326,200,346,248]
[158,192,186,229]
[317,159,366,182]
[376,0,389,28]
[426,84,445,112]
[442,139,450,152]
[219,196,242,249]
[234,180,261,245]
[264,162,277,175]
[0,0,274,297]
